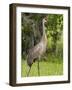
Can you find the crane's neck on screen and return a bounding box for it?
[42,18,47,41]
[42,19,45,36]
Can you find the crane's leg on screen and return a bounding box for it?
[27,66,32,77]
[38,59,40,76]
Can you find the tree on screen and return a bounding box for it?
[45,14,63,54]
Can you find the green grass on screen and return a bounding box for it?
[21,55,63,77]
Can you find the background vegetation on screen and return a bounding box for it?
[21,13,63,77]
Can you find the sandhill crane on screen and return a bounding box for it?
[27,17,47,76]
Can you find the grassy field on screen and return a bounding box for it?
[21,55,63,77]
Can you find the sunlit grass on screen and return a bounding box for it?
[21,55,63,77]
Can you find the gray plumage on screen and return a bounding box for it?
[27,18,47,67]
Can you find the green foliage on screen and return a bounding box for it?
[46,14,63,54]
